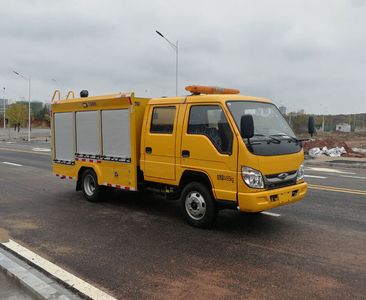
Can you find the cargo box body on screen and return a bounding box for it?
[52,93,149,191]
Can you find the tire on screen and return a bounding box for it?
[180,182,217,228]
[81,169,103,202]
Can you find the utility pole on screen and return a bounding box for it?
[13,71,31,141]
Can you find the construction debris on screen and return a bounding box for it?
[303,138,366,158]
[308,146,346,158]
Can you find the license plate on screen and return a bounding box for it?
[278,192,291,203]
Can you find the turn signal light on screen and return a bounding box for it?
[185,85,240,95]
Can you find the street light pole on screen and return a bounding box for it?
[2,87,5,129]
[156,30,178,96]
[13,71,31,142]
[28,76,31,141]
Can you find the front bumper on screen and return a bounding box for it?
[237,182,307,212]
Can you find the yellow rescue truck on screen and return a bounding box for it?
[51,86,309,228]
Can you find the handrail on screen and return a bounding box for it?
[66,91,75,100]
[51,90,60,102]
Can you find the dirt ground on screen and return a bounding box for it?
[302,131,366,157]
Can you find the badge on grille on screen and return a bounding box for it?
[278,173,288,180]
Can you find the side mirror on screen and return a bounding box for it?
[240,114,254,139]
[308,116,315,137]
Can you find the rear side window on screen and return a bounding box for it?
[150,106,176,134]
[188,105,233,154]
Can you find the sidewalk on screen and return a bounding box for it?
[0,128,51,142]
[0,228,82,300]
[0,271,35,300]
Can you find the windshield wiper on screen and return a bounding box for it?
[269,133,309,143]
[254,134,281,144]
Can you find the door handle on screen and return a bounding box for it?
[146,147,152,154]
[182,150,190,158]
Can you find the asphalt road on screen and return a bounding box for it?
[0,148,365,299]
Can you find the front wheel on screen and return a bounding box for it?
[81,169,103,202]
[180,182,217,228]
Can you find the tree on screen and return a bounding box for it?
[18,101,43,119]
[5,103,28,127]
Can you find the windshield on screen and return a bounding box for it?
[226,101,295,139]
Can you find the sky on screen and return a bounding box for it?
[0,0,365,114]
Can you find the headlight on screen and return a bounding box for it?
[297,163,304,180]
[242,166,264,189]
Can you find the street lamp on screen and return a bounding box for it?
[13,70,31,142]
[2,87,5,129]
[156,30,178,96]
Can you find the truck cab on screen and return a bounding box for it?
[139,86,307,227]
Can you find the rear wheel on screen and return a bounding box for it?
[180,182,217,228]
[81,169,103,202]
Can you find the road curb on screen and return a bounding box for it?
[1,240,117,300]
[0,246,80,300]
[0,147,51,156]
[305,160,366,170]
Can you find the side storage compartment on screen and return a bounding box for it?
[54,112,74,163]
[53,112,76,178]
[99,109,134,190]
[102,109,130,160]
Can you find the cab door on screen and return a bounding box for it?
[180,104,238,201]
[143,105,178,181]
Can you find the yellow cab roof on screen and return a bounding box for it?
[148,94,272,105]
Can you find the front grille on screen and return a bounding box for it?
[265,178,297,189]
[264,170,297,189]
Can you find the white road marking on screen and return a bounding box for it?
[304,175,327,179]
[1,239,117,300]
[32,147,51,152]
[306,167,356,175]
[261,211,281,217]
[339,175,366,180]
[2,161,22,167]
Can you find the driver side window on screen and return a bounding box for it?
[188,105,233,154]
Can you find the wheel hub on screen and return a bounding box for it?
[185,191,206,221]
[84,174,96,196]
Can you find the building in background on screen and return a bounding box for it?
[336,123,351,132]
[279,106,287,115]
